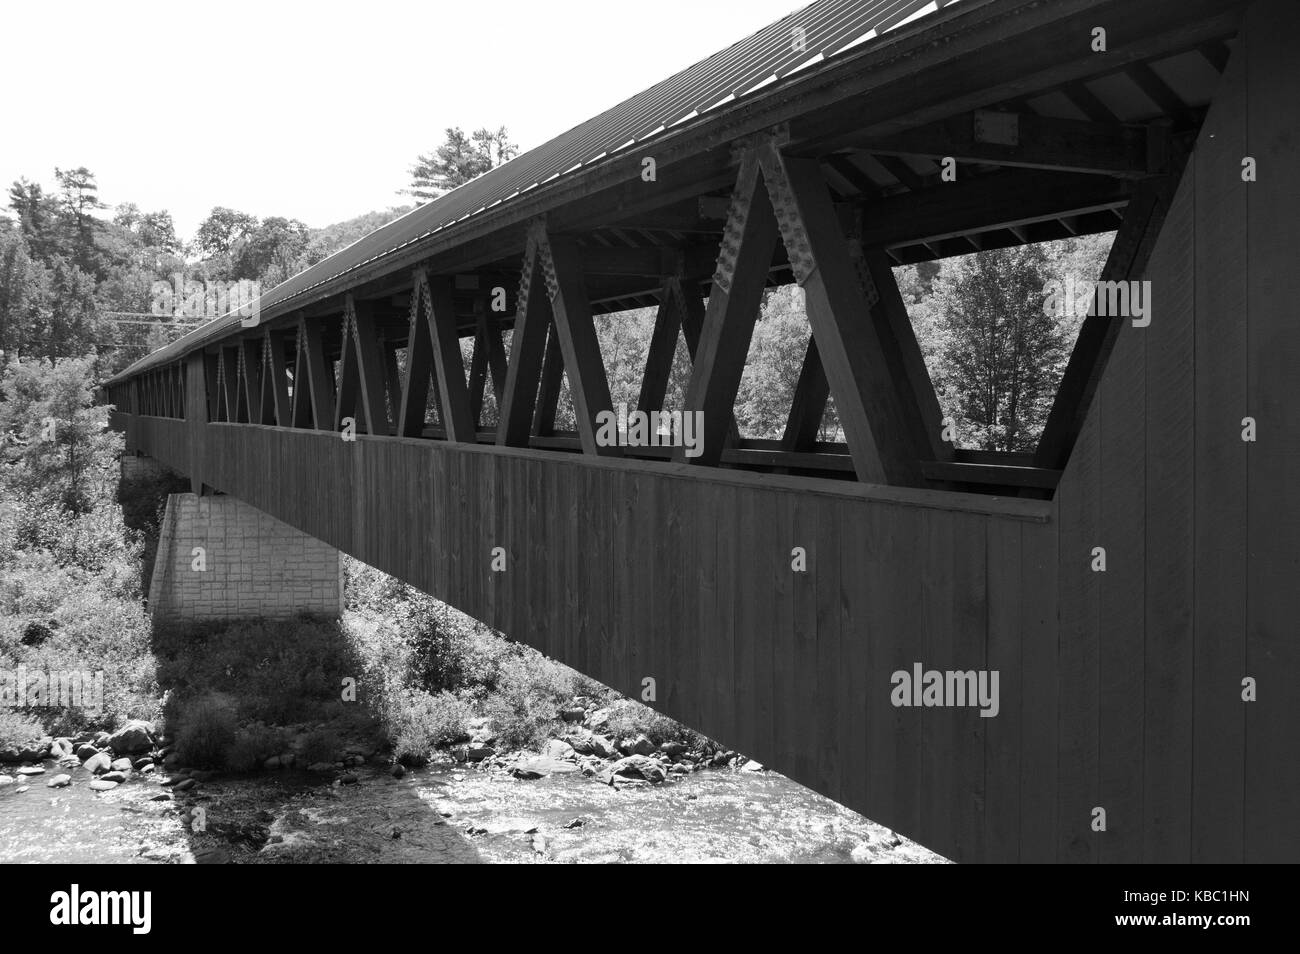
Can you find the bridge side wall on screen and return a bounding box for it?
[1048,0,1299,864]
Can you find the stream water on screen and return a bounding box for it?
[1,758,945,864]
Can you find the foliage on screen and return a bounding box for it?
[603,699,720,754]
[385,688,471,764]
[407,126,519,200]
[483,651,575,750]
[173,693,240,768]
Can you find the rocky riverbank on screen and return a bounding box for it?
[1,710,946,864]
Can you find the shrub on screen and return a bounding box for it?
[223,723,288,773]
[174,693,239,768]
[484,651,574,750]
[603,699,720,755]
[0,709,44,749]
[298,727,342,766]
[386,688,470,764]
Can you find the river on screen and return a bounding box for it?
[1,757,945,864]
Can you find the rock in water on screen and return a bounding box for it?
[543,739,576,761]
[47,774,72,788]
[89,779,119,791]
[110,757,133,772]
[83,752,113,775]
[16,766,45,776]
[75,743,99,762]
[608,755,667,784]
[106,720,155,755]
[100,771,127,783]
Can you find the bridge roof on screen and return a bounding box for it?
[107,0,960,383]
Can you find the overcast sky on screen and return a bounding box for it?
[1,0,805,240]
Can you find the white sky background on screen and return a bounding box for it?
[0,0,805,240]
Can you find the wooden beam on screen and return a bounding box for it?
[240,338,262,426]
[397,282,434,437]
[334,312,360,431]
[221,346,241,423]
[532,324,565,436]
[1063,81,1120,124]
[349,296,393,436]
[681,149,780,466]
[1035,155,1189,470]
[781,337,830,451]
[862,247,953,462]
[383,342,403,426]
[299,315,336,431]
[538,227,621,456]
[290,325,312,429]
[419,272,475,443]
[1126,62,1194,124]
[760,140,925,485]
[636,279,685,412]
[262,329,291,425]
[497,236,550,447]
[824,112,1155,178]
[855,168,1131,250]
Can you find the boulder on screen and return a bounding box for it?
[542,739,576,761]
[740,759,765,773]
[47,774,72,788]
[89,779,119,791]
[83,752,113,775]
[569,732,615,758]
[619,734,657,757]
[49,739,73,760]
[511,756,578,779]
[659,741,688,758]
[173,778,196,792]
[466,742,495,763]
[76,743,99,762]
[133,757,153,770]
[586,708,612,731]
[110,758,134,772]
[100,771,127,783]
[390,763,406,779]
[17,765,45,776]
[106,720,155,755]
[559,707,585,723]
[608,755,666,784]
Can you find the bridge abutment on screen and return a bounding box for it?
[147,493,343,623]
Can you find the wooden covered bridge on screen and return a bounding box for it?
[103,0,1298,863]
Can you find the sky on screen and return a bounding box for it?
[0,0,806,240]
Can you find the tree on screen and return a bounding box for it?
[0,231,53,359]
[0,354,118,513]
[54,167,105,275]
[233,216,310,282]
[932,244,1069,451]
[406,126,519,200]
[7,178,60,260]
[195,206,258,258]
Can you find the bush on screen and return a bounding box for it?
[174,693,239,768]
[386,688,470,764]
[153,618,363,725]
[298,727,342,766]
[484,651,574,750]
[603,699,720,755]
[0,709,45,749]
[223,723,288,773]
